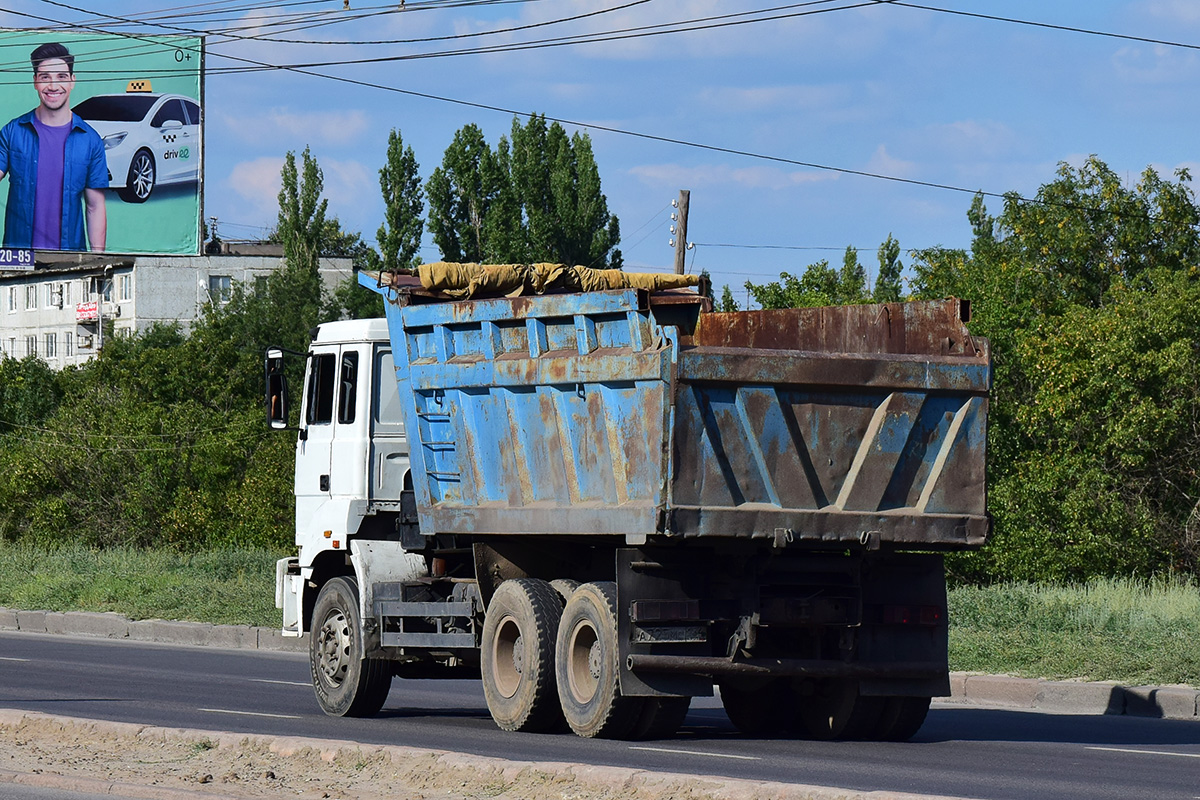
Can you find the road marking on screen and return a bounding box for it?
[249,678,310,687]
[198,708,303,720]
[629,746,760,761]
[1087,746,1200,760]
[0,657,30,662]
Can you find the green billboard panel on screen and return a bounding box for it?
[0,30,203,255]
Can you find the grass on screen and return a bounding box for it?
[949,578,1200,687]
[1,544,1196,688]
[0,543,281,627]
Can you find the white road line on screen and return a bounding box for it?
[198,708,302,720]
[629,746,760,761]
[0,657,30,662]
[1087,746,1200,760]
[249,678,310,687]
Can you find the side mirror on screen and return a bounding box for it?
[265,348,290,430]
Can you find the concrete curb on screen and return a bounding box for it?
[0,709,974,800]
[0,606,307,653]
[3,606,1198,722]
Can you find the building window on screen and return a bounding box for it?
[7,338,14,355]
[208,275,232,304]
[25,285,36,310]
[6,287,15,312]
[62,282,71,306]
[118,274,132,301]
[44,333,56,358]
[25,335,36,357]
[254,275,269,294]
[44,283,55,308]
[65,334,73,358]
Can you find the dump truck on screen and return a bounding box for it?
[266,264,990,740]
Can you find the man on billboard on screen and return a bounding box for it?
[0,42,108,252]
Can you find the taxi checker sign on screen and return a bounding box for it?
[76,300,99,321]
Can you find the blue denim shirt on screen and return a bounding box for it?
[0,110,109,251]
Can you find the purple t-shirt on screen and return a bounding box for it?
[31,116,69,251]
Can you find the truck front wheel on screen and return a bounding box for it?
[556,581,643,739]
[310,577,392,717]
[480,578,564,732]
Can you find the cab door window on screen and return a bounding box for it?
[306,353,336,425]
[337,352,359,424]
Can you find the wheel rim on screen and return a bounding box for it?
[490,614,523,699]
[315,608,352,688]
[131,154,154,199]
[566,618,601,705]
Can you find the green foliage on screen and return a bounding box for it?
[0,544,281,626]
[745,246,872,309]
[917,156,1200,581]
[873,234,903,302]
[377,128,424,272]
[716,284,740,312]
[948,578,1200,686]
[0,354,62,433]
[426,124,504,263]
[276,146,329,275]
[426,115,622,267]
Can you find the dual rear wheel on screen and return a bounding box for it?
[481,579,690,739]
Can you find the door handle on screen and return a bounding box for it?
[320,474,330,492]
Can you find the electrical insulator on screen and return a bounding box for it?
[669,239,676,247]
[672,199,678,208]
[670,212,678,221]
[670,225,677,235]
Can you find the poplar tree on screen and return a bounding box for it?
[376,129,424,272]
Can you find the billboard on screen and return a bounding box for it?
[0,29,203,256]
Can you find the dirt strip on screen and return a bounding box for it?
[0,710,976,800]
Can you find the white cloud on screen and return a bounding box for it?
[628,162,836,190]
[919,120,1018,160]
[217,108,369,146]
[864,145,916,179]
[321,159,376,212]
[1141,0,1200,25]
[227,156,285,210]
[697,84,849,114]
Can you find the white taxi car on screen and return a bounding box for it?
[73,81,200,203]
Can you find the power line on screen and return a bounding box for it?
[893,2,1200,53]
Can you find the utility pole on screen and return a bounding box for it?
[672,189,690,274]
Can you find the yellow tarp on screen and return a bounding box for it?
[416,262,700,299]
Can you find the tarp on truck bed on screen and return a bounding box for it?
[379,262,700,299]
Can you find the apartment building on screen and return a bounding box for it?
[0,249,351,369]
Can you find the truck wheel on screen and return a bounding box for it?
[631,696,691,740]
[795,679,884,740]
[481,578,564,732]
[310,577,391,717]
[719,679,795,736]
[874,695,931,741]
[556,581,642,739]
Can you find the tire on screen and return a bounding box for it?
[118,149,155,203]
[309,577,391,717]
[556,581,642,739]
[874,695,931,741]
[719,679,795,736]
[480,578,564,732]
[630,696,691,740]
[549,578,580,606]
[795,679,885,740]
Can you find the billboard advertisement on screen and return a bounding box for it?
[0,29,203,256]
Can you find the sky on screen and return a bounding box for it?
[2,0,1199,302]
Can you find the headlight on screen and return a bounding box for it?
[103,132,128,150]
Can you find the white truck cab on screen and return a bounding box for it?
[272,319,427,641]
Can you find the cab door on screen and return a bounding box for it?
[294,350,337,539]
[149,98,192,182]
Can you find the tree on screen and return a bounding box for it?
[911,157,1200,582]
[426,116,623,267]
[745,247,870,310]
[717,285,740,312]
[873,234,903,302]
[276,146,328,275]
[377,128,424,272]
[426,124,504,262]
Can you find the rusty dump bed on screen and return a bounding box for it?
[360,271,991,550]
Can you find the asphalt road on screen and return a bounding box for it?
[1,631,1198,800]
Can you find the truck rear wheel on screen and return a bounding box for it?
[310,577,391,717]
[481,578,564,732]
[874,695,931,741]
[795,679,884,740]
[719,679,796,736]
[631,696,691,740]
[556,581,642,739]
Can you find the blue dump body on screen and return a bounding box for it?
[360,271,991,551]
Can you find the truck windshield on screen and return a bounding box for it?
[306,353,336,424]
